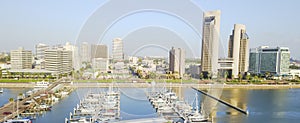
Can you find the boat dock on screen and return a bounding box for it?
[65,86,121,123]
[0,79,73,122]
[192,87,249,115]
[147,87,211,123]
[115,117,168,123]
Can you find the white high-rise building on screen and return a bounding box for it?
[228,24,249,78]
[112,38,124,61]
[80,42,90,63]
[169,47,185,77]
[249,46,290,75]
[35,43,49,60]
[11,47,32,69]
[64,42,80,70]
[201,10,221,78]
[45,48,72,74]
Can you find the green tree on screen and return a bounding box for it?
[9,98,14,102]
[207,72,211,80]
[9,98,14,113]
[265,72,270,79]
[0,67,2,79]
[199,73,203,80]
[254,75,259,82]
[246,74,251,82]
[238,73,243,82]
[224,71,228,82]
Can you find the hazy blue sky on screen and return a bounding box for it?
[0,0,299,58]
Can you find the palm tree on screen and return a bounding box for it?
[246,74,251,82]
[199,73,203,80]
[265,72,271,79]
[238,73,243,82]
[224,71,228,82]
[9,98,14,113]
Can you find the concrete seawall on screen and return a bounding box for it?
[1,82,300,89]
[0,83,35,88]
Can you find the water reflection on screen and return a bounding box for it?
[1,87,300,123]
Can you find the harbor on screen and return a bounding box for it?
[0,80,74,123]
[65,86,120,123]
[1,83,300,123]
[147,86,211,123]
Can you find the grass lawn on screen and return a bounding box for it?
[0,79,41,83]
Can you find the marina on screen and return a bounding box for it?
[0,85,300,123]
[147,86,211,123]
[65,86,120,123]
[0,80,73,123]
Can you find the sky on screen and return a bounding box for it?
[0,0,299,59]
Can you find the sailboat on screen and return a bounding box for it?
[186,93,210,123]
[4,98,32,123]
[0,88,3,93]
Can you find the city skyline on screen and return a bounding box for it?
[0,0,299,59]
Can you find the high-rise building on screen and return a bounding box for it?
[80,42,90,63]
[112,38,124,61]
[35,43,49,60]
[201,10,221,78]
[45,48,72,74]
[249,46,290,75]
[91,44,109,73]
[11,47,32,69]
[64,42,80,70]
[228,24,249,78]
[91,44,108,59]
[169,47,185,77]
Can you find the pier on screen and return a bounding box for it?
[0,79,73,122]
[192,87,249,115]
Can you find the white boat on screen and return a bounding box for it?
[0,88,3,93]
[26,90,33,96]
[186,93,210,123]
[4,118,31,123]
[65,88,120,123]
[34,81,49,88]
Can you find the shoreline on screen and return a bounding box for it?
[0,82,299,89]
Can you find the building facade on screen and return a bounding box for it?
[112,38,124,61]
[80,42,90,63]
[249,46,290,75]
[35,43,49,60]
[91,44,109,73]
[64,42,80,70]
[169,47,185,77]
[45,48,72,74]
[11,47,32,69]
[92,58,109,72]
[228,24,249,78]
[91,44,108,59]
[201,10,221,78]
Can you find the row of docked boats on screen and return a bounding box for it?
[148,88,211,123]
[65,87,120,123]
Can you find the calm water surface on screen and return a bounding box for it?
[1,87,300,123]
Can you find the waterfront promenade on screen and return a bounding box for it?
[1,82,300,89]
[0,80,68,122]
